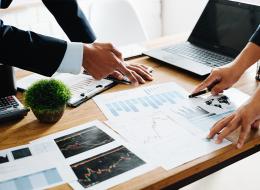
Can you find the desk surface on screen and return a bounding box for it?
[1,35,260,190]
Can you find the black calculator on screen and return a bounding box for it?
[0,96,29,122]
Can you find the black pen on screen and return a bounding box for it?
[82,70,130,84]
[106,67,154,84]
[105,76,131,84]
[189,80,220,98]
[84,67,153,85]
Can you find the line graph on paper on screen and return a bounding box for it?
[142,115,175,145]
[70,146,145,188]
[108,113,190,146]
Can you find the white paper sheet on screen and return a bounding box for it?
[152,135,231,170]
[94,81,249,121]
[0,144,33,165]
[69,144,154,190]
[184,88,250,132]
[30,120,123,162]
[94,82,188,119]
[0,154,76,190]
[104,87,250,170]
[30,120,155,190]
[106,112,198,147]
[106,111,231,170]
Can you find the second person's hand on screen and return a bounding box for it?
[207,87,260,148]
[192,64,244,96]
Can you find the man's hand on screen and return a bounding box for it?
[82,42,139,85]
[110,64,153,84]
[207,88,260,149]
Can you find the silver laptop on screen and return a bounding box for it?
[144,0,260,76]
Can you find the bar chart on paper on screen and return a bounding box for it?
[94,83,189,119]
[0,168,62,190]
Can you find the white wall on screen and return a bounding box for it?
[0,0,162,40]
[162,0,208,36]
[3,0,260,42]
[161,0,260,36]
[129,0,162,39]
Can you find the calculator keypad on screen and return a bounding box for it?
[0,96,20,112]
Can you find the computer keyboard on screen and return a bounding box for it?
[0,96,29,122]
[163,43,233,68]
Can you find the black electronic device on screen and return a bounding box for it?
[145,0,260,76]
[0,96,29,122]
[0,65,29,122]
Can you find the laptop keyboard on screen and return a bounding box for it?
[163,43,233,68]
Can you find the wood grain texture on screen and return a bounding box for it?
[1,35,260,190]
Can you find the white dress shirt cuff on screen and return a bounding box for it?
[56,42,83,75]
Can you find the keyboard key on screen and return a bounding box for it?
[163,43,233,68]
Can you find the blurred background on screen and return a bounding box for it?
[0,0,259,47]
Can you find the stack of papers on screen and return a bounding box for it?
[94,82,249,169]
[0,121,154,190]
[0,82,250,189]
[0,147,76,190]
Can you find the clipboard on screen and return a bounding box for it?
[17,73,116,107]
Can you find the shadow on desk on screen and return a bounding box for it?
[0,119,55,148]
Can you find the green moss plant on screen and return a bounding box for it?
[24,79,71,123]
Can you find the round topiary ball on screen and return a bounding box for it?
[24,79,71,123]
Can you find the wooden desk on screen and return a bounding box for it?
[1,35,260,190]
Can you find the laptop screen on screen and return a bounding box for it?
[188,0,260,57]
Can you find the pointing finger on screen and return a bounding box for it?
[193,71,221,93]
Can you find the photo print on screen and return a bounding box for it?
[191,94,235,115]
[0,146,32,165]
[54,126,115,158]
[70,145,146,188]
[0,153,9,164]
[12,147,32,160]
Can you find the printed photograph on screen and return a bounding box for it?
[54,126,115,158]
[0,153,9,164]
[12,147,32,160]
[70,146,145,188]
[205,95,231,109]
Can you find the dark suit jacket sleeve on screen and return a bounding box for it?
[249,25,260,46]
[0,20,67,76]
[42,0,96,43]
[0,0,96,76]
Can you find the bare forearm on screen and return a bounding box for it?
[232,42,260,73]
